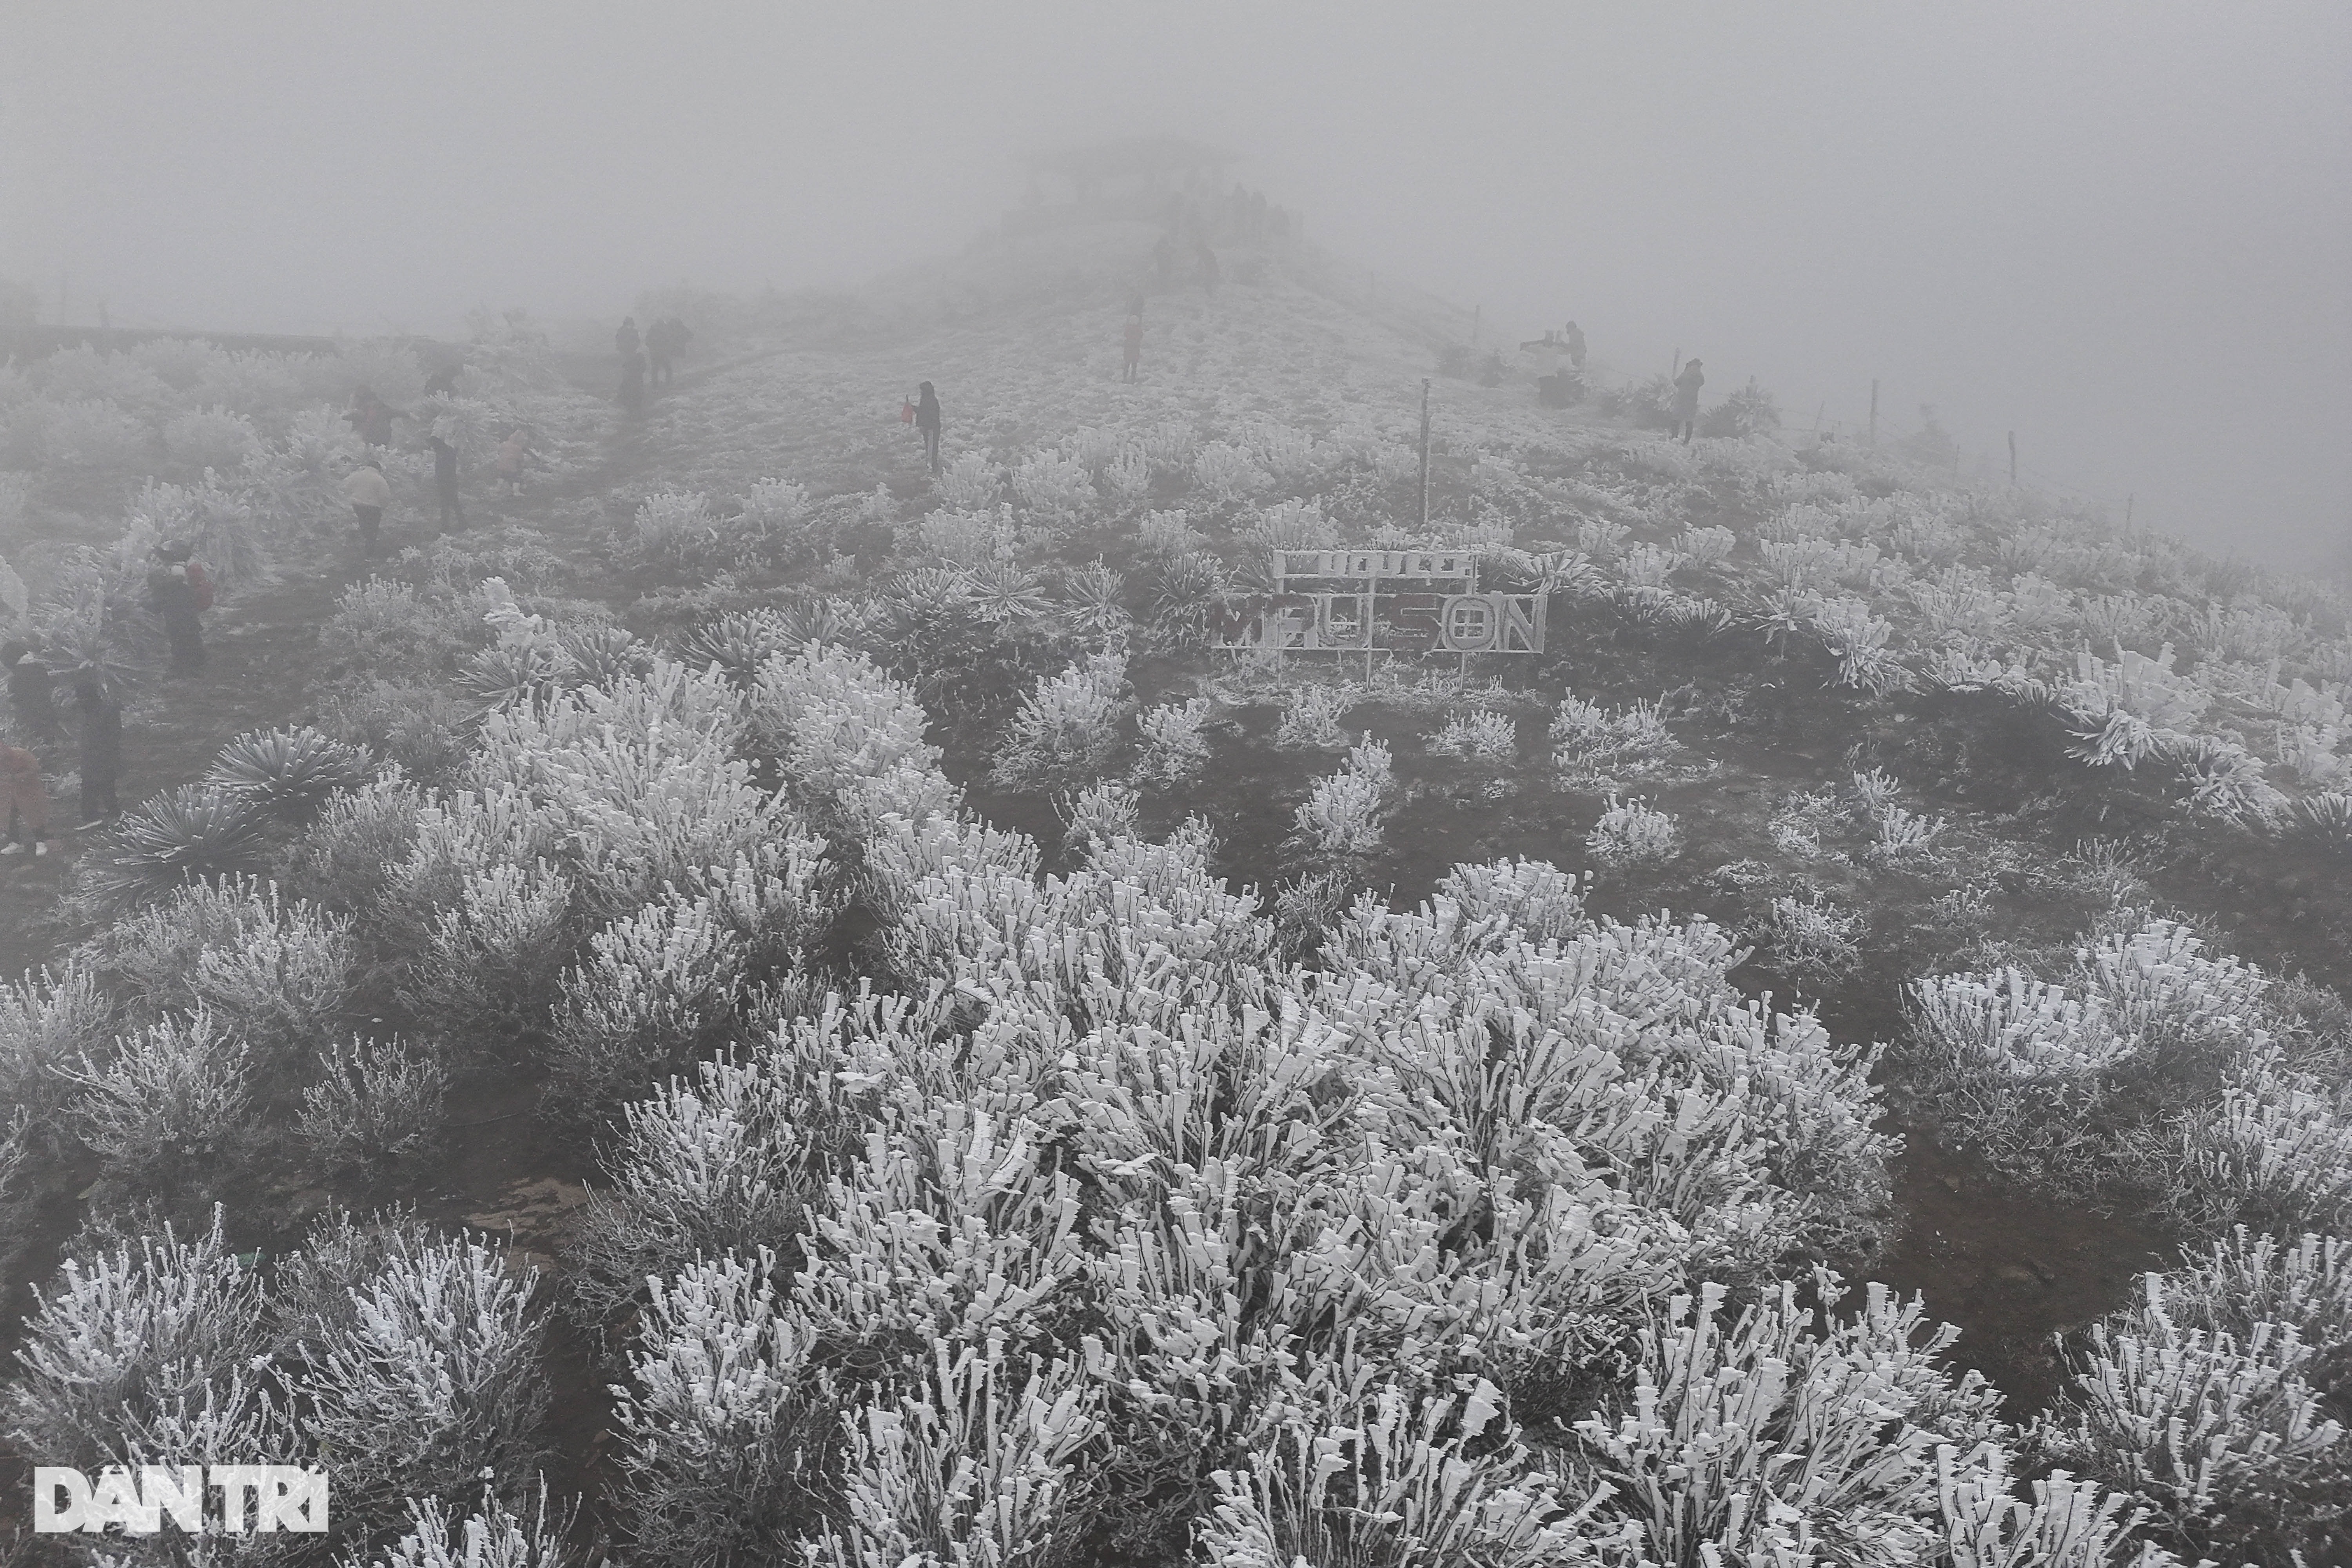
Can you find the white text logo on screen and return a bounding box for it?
[33,1466,328,1534]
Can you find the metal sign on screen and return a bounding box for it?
[1214,549,1544,657]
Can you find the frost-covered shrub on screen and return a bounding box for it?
[915,503,1014,566]
[739,474,813,537]
[1549,692,1679,788]
[398,857,573,1055]
[747,642,958,840]
[610,1248,826,1566]
[1191,438,1270,504]
[99,877,356,1068]
[1428,707,1518,762]
[544,893,745,1126]
[990,649,1131,793]
[34,397,152,471]
[2042,1230,2352,1564]
[84,782,272,913]
[62,1007,255,1191]
[800,1349,1099,1568]
[1011,449,1098,518]
[1290,736,1394,867]
[1586,795,1682,871]
[1754,890,1865,988]
[287,1222,550,1539]
[0,962,113,1135]
[936,451,1001,511]
[297,1034,450,1169]
[201,723,373,822]
[352,1485,577,1568]
[162,405,261,472]
[1272,682,1351,750]
[2158,1063,2352,1240]
[629,491,719,564]
[1870,802,1947,863]
[1058,779,1142,851]
[1242,495,1340,555]
[1132,696,1216,786]
[283,774,428,922]
[4,1209,270,1471]
[1136,508,1202,557]
[325,576,482,684]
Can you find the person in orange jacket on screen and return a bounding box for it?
[0,742,49,857]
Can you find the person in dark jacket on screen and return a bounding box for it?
[346,387,396,447]
[146,541,207,674]
[2,642,60,741]
[914,381,942,475]
[1673,358,1705,444]
[71,673,120,829]
[421,358,463,399]
[615,317,641,358]
[1564,321,1587,370]
[428,434,465,531]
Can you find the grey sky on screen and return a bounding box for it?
[5,2,2347,569]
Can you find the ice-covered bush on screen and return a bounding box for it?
[990,649,1132,793]
[1011,448,1098,518]
[1754,889,1865,988]
[287,1222,550,1539]
[2041,1229,2352,1564]
[629,490,719,564]
[1586,795,1683,871]
[747,642,958,840]
[1272,682,1351,750]
[297,1034,450,1169]
[1289,735,1395,867]
[544,892,745,1125]
[162,405,261,472]
[201,723,373,822]
[4,1208,270,1471]
[1549,691,1680,788]
[1191,438,1270,505]
[936,451,1001,511]
[62,1007,255,1191]
[99,876,357,1068]
[1132,696,1216,786]
[351,1486,577,1568]
[1428,707,1518,762]
[83,782,272,913]
[0,961,114,1135]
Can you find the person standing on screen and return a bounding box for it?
[71,673,120,830]
[0,742,50,858]
[644,319,673,390]
[2,641,60,742]
[344,458,392,557]
[1673,358,1705,444]
[619,348,647,417]
[145,541,209,675]
[421,357,463,399]
[915,381,942,476]
[1564,321,1587,370]
[427,433,465,532]
[496,426,533,497]
[1122,311,1143,383]
[1196,239,1220,297]
[615,316,641,359]
[346,387,396,448]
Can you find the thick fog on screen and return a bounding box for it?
[5,1,2347,570]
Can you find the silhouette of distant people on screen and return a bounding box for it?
[145,541,208,675]
[71,673,120,830]
[1122,311,1143,382]
[1673,358,1705,443]
[646,316,691,389]
[915,381,942,475]
[1564,321,1587,370]
[615,316,641,359]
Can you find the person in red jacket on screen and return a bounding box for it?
[0,742,49,857]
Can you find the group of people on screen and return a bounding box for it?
[615,315,692,416]
[1165,178,1293,249]
[341,369,539,557]
[0,604,138,859]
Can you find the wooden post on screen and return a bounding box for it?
[1418,379,1433,533]
[2125,494,2135,529]
[2008,431,2017,488]
[1868,379,1879,446]
[1671,347,1681,378]
[1812,400,1826,435]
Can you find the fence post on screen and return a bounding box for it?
[2008,432,2017,488]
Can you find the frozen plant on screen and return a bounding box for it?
[990,650,1132,794]
[1057,779,1142,851]
[297,1034,450,1168]
[1191,439,1270,505]
[630,490,719,563]
[201,724,373,821]
[4,1208,274,1472]
[1848,766,1904,813]
[1586,795,1683,872]
[545,893,745,1125]
[1428,707,1519,762]
[0,961,114,1133]
[84,782,272,914]
[1550,692,1680,789]
[292,1224,550,1539]
[1272,682,1351,750]
[936,451,1002,511]
[62,1007,255,1192]
[1134,508,1200,557]
[1132,697,1215,786]
[1757,891,1866,988]
[1289,737,1395,867]
[1011,449,1098,518]
[1872,803,1947,862]
[353,1483,578,1568]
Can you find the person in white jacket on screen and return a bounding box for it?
[343,459,393,557]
